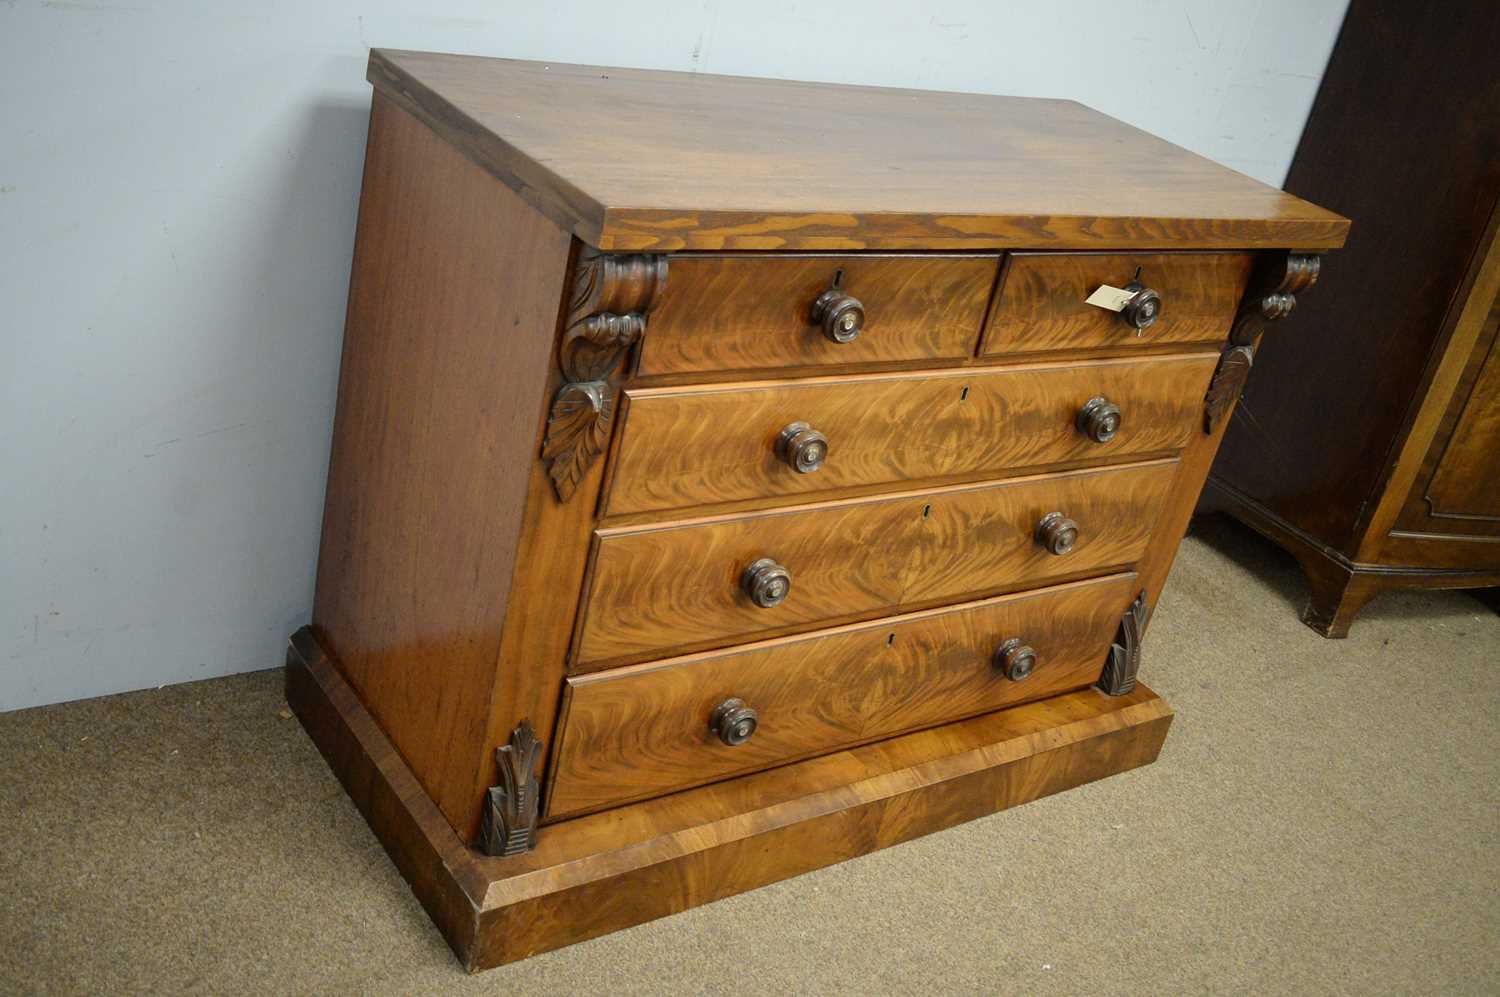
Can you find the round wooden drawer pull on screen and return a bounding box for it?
[995,638,1038,681]
[1035,512,1080,556]
[742,557,792,608]
[1120,281,1162,331]
[1076,396,1122,443]
[776,422,829,473]
[811,275,865,343]
[710,697,759,746]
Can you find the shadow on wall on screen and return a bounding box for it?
[179,96,378,688]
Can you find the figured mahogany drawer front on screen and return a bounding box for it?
[574,459,1175,669]
[548,572,1140,818]
[636,254,998,376]
[980,252,1252,357]
[605,352,1216,516]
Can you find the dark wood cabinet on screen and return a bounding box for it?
[1204,0,1500,636]
[286,49,1344,970]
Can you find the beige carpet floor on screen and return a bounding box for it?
[3,515,1498,996]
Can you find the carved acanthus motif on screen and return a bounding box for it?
[480,721,544,857]
[1203,252,1322,434]
[542,382,615,506]
[542,249,667,501]
[1204,345,1256,435]
[1097,590,1148,696]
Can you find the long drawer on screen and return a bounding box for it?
[604,352,1217,516]
[574,459,1176,669]
[547,572,1141,818]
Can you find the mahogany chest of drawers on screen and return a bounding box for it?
[286,49,1347,970]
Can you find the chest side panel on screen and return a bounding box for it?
[311,93,573,839]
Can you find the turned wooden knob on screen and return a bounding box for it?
[1035,512,1080,556]
[1076,396,1122,443]
[710,697,759,746]
[994,638,1038,681]
[776,422,829,473]
[811,283,865,343]
[1120,282,1162,331]
[742,557,792,608]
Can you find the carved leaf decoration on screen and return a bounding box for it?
[542,381,613,502]
[1203,345,1255,435]
[541,251,667,504]
[560,312,647,382]
[496,722,542,819]
[481,721,544,857]
[1098,590,1149,696]
[569,250,604,319]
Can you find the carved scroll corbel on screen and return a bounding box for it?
[542,249,668,501]
[480,721,544,857]
[1097,590,1148,696]
[1203,252,1321,434]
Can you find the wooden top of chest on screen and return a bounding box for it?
[370,49,1348,253]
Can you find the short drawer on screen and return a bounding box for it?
[636,254,998,375]
[980,252,1252,356]
[575,459,1175,669]
[605,352,1217,516]
[547,572,1140,818]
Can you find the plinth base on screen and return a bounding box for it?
[285,627,1173,972]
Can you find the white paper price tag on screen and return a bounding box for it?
[1085,284,1135,312]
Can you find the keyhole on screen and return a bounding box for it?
[886,633,896,647]
[832,268,845,289]
[960,385,970,402]
[921,503,931,519]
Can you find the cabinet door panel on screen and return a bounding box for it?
[1425,333,1500,520]
[1392,285,1500,562]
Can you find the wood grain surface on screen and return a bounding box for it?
[287,625,1171,970]
[605,353,1217,515]
[467,243,628,843]
[368,49,1348,252]
[284,630,488,960]
[549,573,1140,817]
[1357,203,1500,564]
[1394,272,1500,537]
[310,93,572,837]
[982,251,1252,356]
[575,460,1176,667]
[637,254,998,375]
